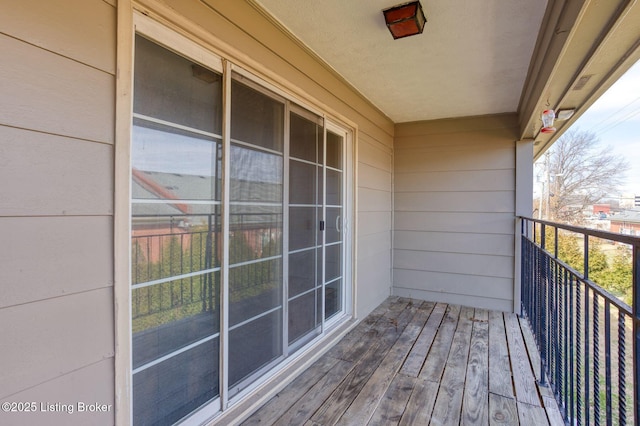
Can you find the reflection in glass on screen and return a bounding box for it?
[131,211,221,284]
[289,249,317,297]
[326,130,343,170]
[326,169,342,206]
[288,290,320,344]
[132,122,222,201]
[230,144,282,203]
[325,278,342,320]
[290,112,321,162]
[229,310,282,391]
[132,272,220,369]
[231,79,284,152]
[133,337,218,426]
[134,35,222,135]
[325,243,342,283]
[290,160,318,205]
[228,76,285,395]
[325,208,342,245]
[132,35,222,422]
[289,207,317,251]
[229,259,282,327]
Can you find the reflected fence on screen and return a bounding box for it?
[131,213,282,331]
[520,217,639,425]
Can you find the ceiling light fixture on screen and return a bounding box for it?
[383,1,426,40]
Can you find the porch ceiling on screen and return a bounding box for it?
[250,0,640,158]
[253,0,548,123]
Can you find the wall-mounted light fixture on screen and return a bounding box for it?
[383,1,426,39]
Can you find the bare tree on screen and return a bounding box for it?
[546,130,629,223]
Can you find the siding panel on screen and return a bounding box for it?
[394,212,514,234]
[0,288,115,399]
[0,127,113,216]
[0,216,113,309]
[0,0,116,73]
[394,191,514,213]
[0,34,115,143]
[394,250,514,279]
[394,231,514,257]
[395,169,514,193]
[0,359,115,426]
[358,188,392,213]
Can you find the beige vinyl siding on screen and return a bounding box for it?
[393,114,518,312]
[0,1,116,423]
[357,134,393,317]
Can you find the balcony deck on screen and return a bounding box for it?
[243,297,564,425]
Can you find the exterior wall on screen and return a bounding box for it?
[393,114,519,312]
[0,1,117,425]
[1,0,393,424]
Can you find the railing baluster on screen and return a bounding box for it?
[585,285,590,426]
[606,300,612,426]
[563,266,569,421]
[633,243,640,426]
[594,292,601,425]
[577,273,582,425]
[618,311,626,426]
[570,272,575,423]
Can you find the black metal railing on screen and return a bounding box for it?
[520,217,639,425]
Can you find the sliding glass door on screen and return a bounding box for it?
[130,30,350,424]
[131,35,222,425]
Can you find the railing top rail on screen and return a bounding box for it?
[520,216,640,247]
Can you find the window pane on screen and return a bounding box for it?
[326,169,342,206]
[290,112,321,162]
[231,79,284,152]
[289,207,317,251]
[230,144,282,202]
[288,290,320,345]
[290,161,318,205]
[131,211,221,284]
[134,35,222,135]
[228,205,282,264]
[132,273,220,369]
[132,122,222,201]
[325,208,342,245]
[229,310,282,392]
[326,130,343,170]
[229,259,282,327]
[289,249,317,297]
[325,278,342,320]
[132,338,218,426]
[325,243,342,282]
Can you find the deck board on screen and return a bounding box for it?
[461,308,489,426]
[242,298,564,426]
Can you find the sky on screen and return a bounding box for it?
[563,60,640,197]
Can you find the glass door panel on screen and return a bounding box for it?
[287,110,322,347]
[228,77,284,393]
[324,130,344,320]
[131,35,222,426]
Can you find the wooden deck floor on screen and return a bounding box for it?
[242,297,565,425]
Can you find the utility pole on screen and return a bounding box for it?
[545,151,551,220]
